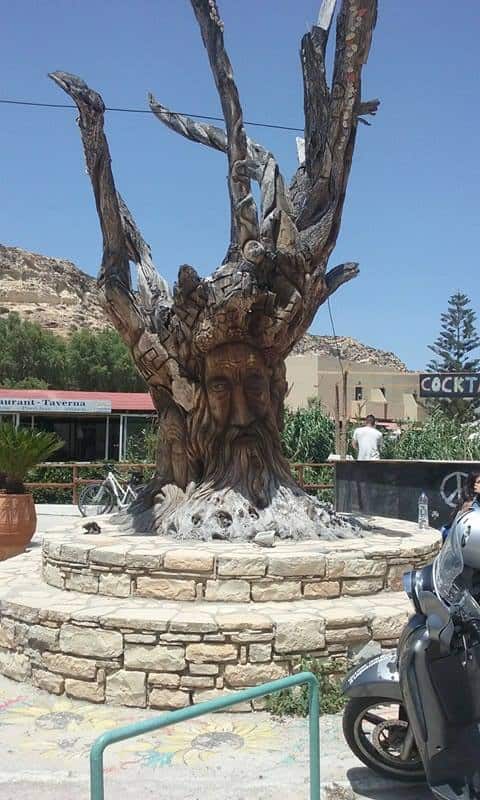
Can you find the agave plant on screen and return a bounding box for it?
[0,423,63,494]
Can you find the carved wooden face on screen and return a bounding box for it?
[204,343,271,433]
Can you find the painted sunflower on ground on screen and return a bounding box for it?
[0,695,133,760]
[122,717,285,769]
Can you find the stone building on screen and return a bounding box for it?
[285,354,425,422]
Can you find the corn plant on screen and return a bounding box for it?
[281,400,335,463]
[385,409,480,461]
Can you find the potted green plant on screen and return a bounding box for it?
[0,423,63,548]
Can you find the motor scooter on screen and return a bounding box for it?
[342,508,480,799]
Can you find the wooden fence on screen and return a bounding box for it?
[26,462,154,505]
[26,461,335,504]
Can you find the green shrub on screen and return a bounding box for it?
[0,424,63,493]
[125,420,158,463]
[0,313,67,389]
[26,462,157,503]
[266,658,346,717]
[282,400,335,500]
[0,312,146,392]
[26,463,106,503]
[384,409,480,461]
[66,329,146,392]
[281,400,335,463]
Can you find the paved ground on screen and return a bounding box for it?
[36,504,81,528]
[28,505,81,551]
[1,507,431,799]
[0,673,433,800]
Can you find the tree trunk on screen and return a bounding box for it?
[50,0,378,542]
[133,344,359,542]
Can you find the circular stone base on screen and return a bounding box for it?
[42,516,441,603]
[0,547,414,711]
[0,518,441,710]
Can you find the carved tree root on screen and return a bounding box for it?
[116,480,364,542]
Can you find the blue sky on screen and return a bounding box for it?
[2,1,479,370]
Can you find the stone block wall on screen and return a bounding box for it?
[0,598,409,711]
[0,523,441,710]
[42,535,440,603]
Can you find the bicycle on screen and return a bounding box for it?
[78,468,145,517]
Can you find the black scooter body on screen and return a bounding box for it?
[342,613,425,702]
[343,650,401,700]
[399,619,480,799]
[343,600,480,799]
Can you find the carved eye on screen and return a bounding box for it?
[208,380,229,393]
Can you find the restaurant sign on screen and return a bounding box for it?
[419,373,480,398]
[0,397,112,414]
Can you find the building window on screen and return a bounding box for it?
[380,386,386,398]
[35,416,108,461]
[355,385,363,401]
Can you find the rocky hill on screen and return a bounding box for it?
[0,245,407,370]
[0,245,106,335]
[292,333,407,371]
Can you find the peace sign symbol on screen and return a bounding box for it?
[440,471,468,508]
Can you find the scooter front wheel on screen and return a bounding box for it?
[343,696,425,783]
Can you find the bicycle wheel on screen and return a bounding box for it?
[78,483,115,517]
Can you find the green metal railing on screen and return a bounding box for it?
[90,671,320,800]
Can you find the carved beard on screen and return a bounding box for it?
[188,393,293,509]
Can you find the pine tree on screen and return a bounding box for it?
[427,292,480,419]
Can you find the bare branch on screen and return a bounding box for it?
[292,1,336,217]
[300,24,330,187]
[325,261,359,295]
[149,95,227,151]
[323,0,377,190]
[48,69,182,417]
[296,0,378,256]
[117,195,172,313]
[49,72,172,334]
[48,73,141,337]
[358,99,380,118]
[189,0,259,256]
[149,95,294,232]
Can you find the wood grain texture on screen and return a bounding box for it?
[50,0,377,541]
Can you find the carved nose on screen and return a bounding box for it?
[230,386,254,428]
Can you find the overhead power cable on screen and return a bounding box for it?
[327,296,345,379]
[0,98,303,133]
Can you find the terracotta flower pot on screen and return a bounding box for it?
[0,493,37,548]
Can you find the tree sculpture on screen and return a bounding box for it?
[50,0,378,542]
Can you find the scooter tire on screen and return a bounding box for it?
[342,696,425,783]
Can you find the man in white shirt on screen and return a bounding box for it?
[352,414,383,460]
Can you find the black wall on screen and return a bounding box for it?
[335,460,480,528]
